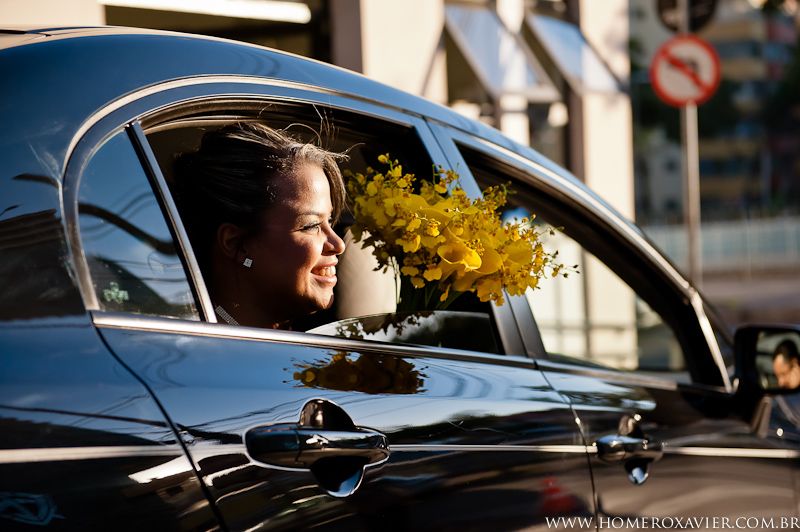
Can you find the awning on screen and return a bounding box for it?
[445,3,560,103]
[526,14,621,95]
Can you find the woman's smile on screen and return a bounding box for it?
[311,263,338,283]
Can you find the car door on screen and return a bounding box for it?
[434,125,800,525]
[65,82,597,531]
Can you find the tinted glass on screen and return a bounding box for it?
[78,129,198,319]
[524,228,685,374]
[459,144,688,376]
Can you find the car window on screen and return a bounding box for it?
[144,104,503,354]
[524,226,685,374]
[77,129,200,320]
[457,143,691,378]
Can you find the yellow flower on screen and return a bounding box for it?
[397,235,421,253]
[476,277,502,302]
[423,266,442,281]
[424,220,440,237]
[401,266,420,276]
[477,247,503,275]
[437,241,481,277]
[420,234,446,249]
[410,277,425,288]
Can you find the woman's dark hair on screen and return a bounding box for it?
[174,122,348,272]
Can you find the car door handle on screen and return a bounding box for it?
[595,434,663,463]
[595,434,663,485]
[245,425,389,469]
[244,399,390,497]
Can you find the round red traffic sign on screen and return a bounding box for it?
[650,35,721,107]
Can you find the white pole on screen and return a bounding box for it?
[678,0,703,287]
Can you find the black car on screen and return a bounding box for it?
[2,26,799,531]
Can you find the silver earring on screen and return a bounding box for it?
[242,257,253,268]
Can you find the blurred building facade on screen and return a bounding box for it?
[630,0,800,324]
[631,0,798,223]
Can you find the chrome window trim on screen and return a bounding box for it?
[690,291,732,391]
[426,121,730,391]
[391,444,589,453]
[63,74,435,172]
[91,311,539,370]
[0,445,184,464]
[10,441,794,466]
[660,447,800,459]
[188,443,592,460]
[128,122,215,322]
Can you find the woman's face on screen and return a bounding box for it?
[245,163,346,320]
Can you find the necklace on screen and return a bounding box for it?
[215,305,240,326]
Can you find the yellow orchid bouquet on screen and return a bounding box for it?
[346,155,569,309]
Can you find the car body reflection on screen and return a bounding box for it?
[293,351,426,394]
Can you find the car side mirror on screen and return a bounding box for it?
[735,324,800,394]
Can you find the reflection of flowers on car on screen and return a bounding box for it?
[346,155,572,309]
[293,351,426,394]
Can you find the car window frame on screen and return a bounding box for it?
[63,76,528,359]
[425,119,731,390]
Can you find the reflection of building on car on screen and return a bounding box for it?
[2,27,800,529]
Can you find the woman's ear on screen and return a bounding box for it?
[216,223,247,263]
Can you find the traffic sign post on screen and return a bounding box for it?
[649,0,720,288]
